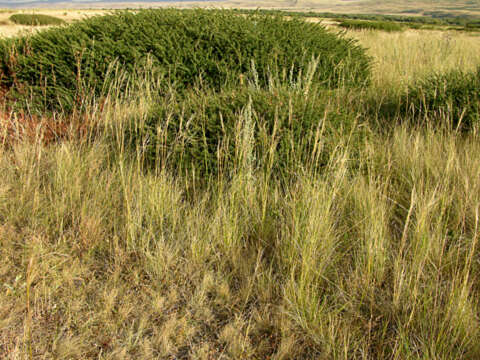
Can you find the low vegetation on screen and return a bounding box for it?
[9,14,65,26]
[405,68,480,130]
[338,19,404,32]
[132,82,355,178]
[1,8,480,359]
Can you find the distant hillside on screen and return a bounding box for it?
[294,1,480,17]
[0,0,211,9]
[361,0,480,15]
[1,0,480,18]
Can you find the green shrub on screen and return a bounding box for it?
[367,68,480,131]
[0,9,371,113]
[9,14,65,26]
[465,21,480,31]
[338,20,404,32]
[406,68,480,130]
[128,86,354,177]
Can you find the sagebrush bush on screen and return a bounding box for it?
[9,13,65,26]
[0,9,371,113]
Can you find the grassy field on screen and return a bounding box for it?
[1,8,480,360]
[0,10,105,37]
[3,4,480,38]
[4,1,480,15]
[2,0,480,38]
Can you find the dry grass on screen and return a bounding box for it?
[2,103,480,359]
[0,10,106,37]
[1,12,480,360]
[352,29,480,89]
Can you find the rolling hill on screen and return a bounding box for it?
[1,0,480,17]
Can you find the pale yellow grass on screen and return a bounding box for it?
[349,29,480,89]
[2,98,479,358]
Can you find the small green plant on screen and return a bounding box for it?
[9,14,65,26]
[365,67,480,131]
[338,19,404,32]
[406,68,480,130]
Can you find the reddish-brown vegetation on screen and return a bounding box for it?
[0,108,95,147]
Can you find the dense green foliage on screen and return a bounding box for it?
[9,13,65,26]
[338,19,404,32]
[0,9,370,113]
[406,68,480,130]
[129,86,353,177]
[363,67,480,131]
